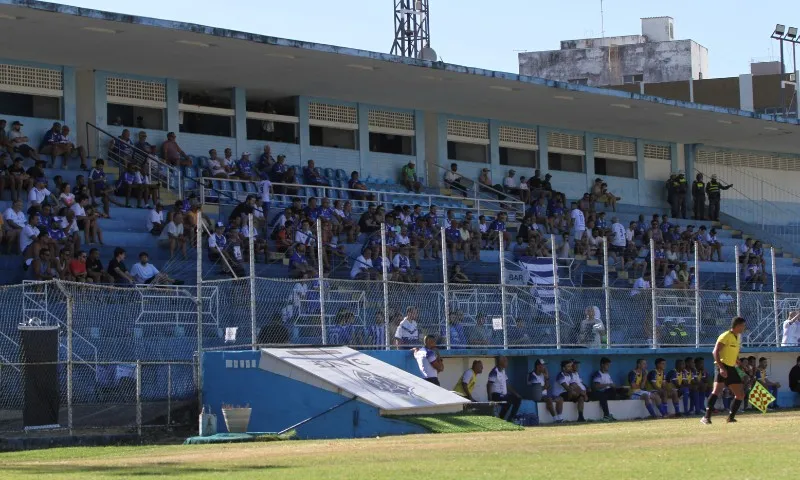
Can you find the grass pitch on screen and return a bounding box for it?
[3,411,800,479]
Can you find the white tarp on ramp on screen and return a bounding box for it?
[259,347,470,415]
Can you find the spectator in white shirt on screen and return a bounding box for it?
[147,203,165,235]
[392,246,421,283]
[20,213,40,254]
[631,274,651,296]
[71,195,103,245]
[159,212,187,258]
[443,163,467,196]
[570,201,586,244]
[782,311,800,347]
[413,335,443,385]
[502,170,520,195]
[2,199,25,253]
[351,247,378,280]
[394,306,420,348]
[28,178,54,208]
[207,149,229,178]
[129,251,182,285]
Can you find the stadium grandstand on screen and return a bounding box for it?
[0,0,799,437]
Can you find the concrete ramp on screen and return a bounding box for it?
[259,347,469,415]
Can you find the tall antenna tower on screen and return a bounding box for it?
[391,0,436,61]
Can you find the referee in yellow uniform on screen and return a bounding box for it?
[702,316,746,425]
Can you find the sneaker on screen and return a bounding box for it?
[554,418,564,424]
[607,414,617,421]
[577,416,586,423]
[602,415,615,422]
[700,417,712,425]
[726,417,737,423]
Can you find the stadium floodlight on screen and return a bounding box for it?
[771,24,800,118]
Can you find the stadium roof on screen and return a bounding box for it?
[1,0,799,155]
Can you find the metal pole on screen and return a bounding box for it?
[650,238,657,349]
[380,222,391,349]
[195,214,203,408]
[734,245,742,317]
[440,226,451,349]
[316,218,327,345]
[248,214,257,350]
[66,294,73,436]
[780,37,786,116]
[602,236,610,348]
[694,241,701,348]
[499,230,509,349]
[167,363,172,430]
[771,247,779,347]
[136,360,142,437]
[551,234,561,349]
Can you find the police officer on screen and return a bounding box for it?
[706,174,732,221]
[670,170,688,219]
[666,173,676,211]
[692,173,706,220]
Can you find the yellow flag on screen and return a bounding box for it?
[748,382,776,413]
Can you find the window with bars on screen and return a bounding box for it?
[368,109,415,155]
[644,144,671,160]
[593,137,636,159]
[446,119,489,142]
[547,131,585,152]
[106,77,166,130]
[498,125,537,150]
[308,102,358,150]
[697,149,800,171]
[0,64,63,120]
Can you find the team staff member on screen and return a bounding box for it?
[702,316,746,425]
[706,174,732,222]
[454,360,483,401]
[692,173,706,220]
[413,335,443,385]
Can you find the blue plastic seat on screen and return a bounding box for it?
[336,169,347,181]
[196,156,210,169]
[183,166,197,178]
[324,168,335,179]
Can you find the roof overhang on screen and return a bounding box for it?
[0,1,798,155]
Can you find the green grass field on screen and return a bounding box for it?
[3,412,800,479]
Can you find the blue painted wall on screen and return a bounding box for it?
[202,350,427,439]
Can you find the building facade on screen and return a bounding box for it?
[519,17,709,87]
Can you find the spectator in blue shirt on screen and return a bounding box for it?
[289,244,315,279]
[89,159,113,218]
[256,144,274,179]
[270,154,288,192]
[235,152,257,181]
[489,212,510,246]
[115,163,144,208]
[348,171,374,201]
[108,129,134,166]
[39,122,69,168]
[445,219,465,259]
[303,159,330,186]
[304,197,321,222]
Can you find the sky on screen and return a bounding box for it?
[59,0,799,79]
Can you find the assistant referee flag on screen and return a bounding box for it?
[748,382,776,413]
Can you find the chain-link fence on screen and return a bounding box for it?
[1,246,798,435]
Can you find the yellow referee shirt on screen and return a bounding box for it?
[716,330,740,367]
[453,369,476,397]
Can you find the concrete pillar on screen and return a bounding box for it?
[414,110,426,183]
[584,132,595,190]
[436,115,448,187]
[297,96,310,163]
[538,126,549,176]
[489,119,501,184]
[62,66,76,127]
[165,78,180,134]
[636,139,646,205]
[357,103,370,175]
[738,74,754,112]
[74,70,96,146]
[233,87,247,156]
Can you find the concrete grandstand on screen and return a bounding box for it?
[0,0,800,435]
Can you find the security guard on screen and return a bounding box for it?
[706,174,732,221]
[692,173,706,220]
[666,173,677,211]
[670,170,688,219]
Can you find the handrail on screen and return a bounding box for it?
[85,122,184,198]
[432,162,527,217]
[201,177,526,217]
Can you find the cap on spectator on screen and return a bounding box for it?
[711,174,718,179]
[534,358,546,366]
[677,169,685,175]
[509,169,516,174]
[215,221,225,229]
[11,120,22,126]
[53,121,61,127]
[595,178,602,182]
[545,173,552,178]
[242,152,251,156]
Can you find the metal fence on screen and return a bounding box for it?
[0,225,797,435]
